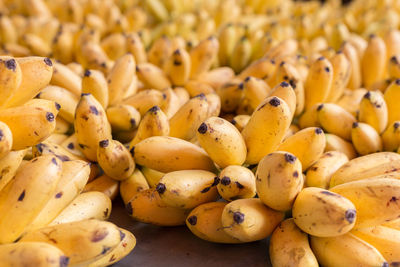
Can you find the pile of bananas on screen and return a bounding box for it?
[1,0,400,266]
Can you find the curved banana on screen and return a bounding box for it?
[217,165,256,201]
[189,36,219,79]
[351,122,382,156]
[82,69,109,108]
[165,48,191,86]
[106,104,141,132]
[136,63,171,91]
[0,57,22,108]
[120,169,149,205]
[50,62,82,97]
[0,122,12,160]
[83,175,119,200]
[141,166,165,188]
[361,34,386,89]
[359,91,388,134]
[384,79,400,124]
[325,133,357,160]
[327,51,351,102]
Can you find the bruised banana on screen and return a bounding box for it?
[20,219,122,266]
[256,152,303,211]
[196,116,246,168]
[126,188,190,226]
[292,187,356,237]
[50,191,112,226]
[156,170,219,209]
[269,219,318,267]
[186,202,242,244]
[221,198,284,242]
[132,136,215,173]
[217,165,256,201]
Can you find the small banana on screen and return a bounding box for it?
[141,166,165,188]
[351,122,382,156]
[327,51,351,102]
[0,57,22,108]
[120,169,149,205]
[122,89,164,116]
[165,48,191,86]
[82,69,109,108]
[189,36,219,79]
[361,34,386,89]
[217,165,256,201]
[136,63,171,90]
[106,104,141,132]
[0,122,12,160]
[83,175,119,200]
[325,133,357,160]
[50,62,82,97]
[242,76,271,110]
[384,79,400,124]
[359,91,388,134]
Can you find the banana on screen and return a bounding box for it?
[242,76,271,110]
[336,88,367,117]
[141,166,165,188]
[136,63,171,90]
[122,89,164,116]
[237,57,276,80]
[268,81,297,119]
[20,219,122,266]
[298,103,321,129]
[0,242,69,267]
[0,149,26,192]
[0,121,12,160]
[54,116,71,134]
[317,103,356,141]
[196,117,246,168]
[352,225,400,264]
[0,155,62,243]
[126,188,190,226]
[147,35,173,68]
[106,104,141,132]
[0,57,22,108]
[21,33,51,57]
[382,121,400,151]
[83,175,119,200]
[330,152,400,186]
[27,160,90,231]
[87,228,136,267]
[327,51,351,102]
[156,170,218,209]
[165,48,191,86]
[126,32,147,64]
[306,151,349,189]
[100,33,127,61]
[388,55,400,80]
[186,202,242,244]
[292,187,356,237]
[277,127,326,171]
[50,191,111,225]
[231,114,250,132]
[325,133,357,160]
[359,91,388,134]
[82,69,109,108]
[230,36,252,73]
[205,93,221,117]
[242,96,291,164]
[107,53,136,105]
[342,42,361,90]
[129,106,169,147]
[52,25,74,64]
[351,122,383,155]
[185,80,215,97]
[74,93,112,161]
[382,218,400,230]
[189,36,219,79]
[269,218,318,267]
[218,23,237,66]
[361,34,386,89]
[256,152,303,211]
[197,67,235,90]
[120,169,149,205]
[216,81,243,113]
[37,85,79,123]
[310,233,387,267]
[97,139,135,181]
[384,79,400,124]
[60,133,86,158]
[221,198,284,242]
[304,57,333,109]
[385,29,400,63]
[217,165,256,201]
[50,62,82,97]
[331,178,400,228]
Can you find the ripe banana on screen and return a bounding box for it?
[217,165,256,201]
[268,81,296,119]
[361,34,386,89]
[359,91,388,134]
[325,133,357,159]
[50,62,82,97]
[120,169,149,205]
[141,166,165,188]
[81,69,109,108]
[165,48,191,86]
[242,76,270,110]
[106,104,141,132]
[0,121,12,160]
[0,57,22,108]
[351,122,383,156]
[327,51,351,102]
[189,36,219,79]
[136,63,171,90]
[384,79,400,124]
[0,149,26,192]
[83,175,119,200]
[382,121,400,151]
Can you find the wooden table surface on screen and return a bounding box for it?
[109,197,272,267]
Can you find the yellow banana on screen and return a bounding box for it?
[126,32,147,64]
[60,133,86,158]
[82,69,109,108]
[107,53,136,105]
[165,48,191,86]
[147,35,173,68]
[388,55,400,80]
[231,114,250,132]
[292,187,356,237]
[242,96,291,164]
[336,88,367,117]
[0,121,12,160]
[189,36,219,79]
[384,79,400,124]
[325,133,357,160]
[0,242,68,267]
[352,225,400,265]
[97,139,135,181]
[20,219,122,266]
[310,233,387,267]
[186,202,242,244]
[331,178,400,228]
[0,156,62,243]
[382,121,400,151]
[83,175,119,200]
[216,81,243,113]
[306,151,349,189]
[218,23,237,66]
[361,34,386,89]
[141,166,165,188]
[50,191,111,226]
[106,104,141,132]
[0,149,27,192]
[269,218,318,267]
[120,169,149,205]
[50,62,82,97]
[327,51,351,102]
[54,117,71,134]
[0,57,22,108]
[230,36,252,73]
[242,76,271,110]
[359,91,388,133]
[126,188,190,226]
[136,63,171,90]
[217,165,256,201]
[74,93,112,161]
[317,103,356,141]
[351,122,383,155]
[185,80,215,97]
[100,33,127,61]
[196,117,246,168]
[221,198,284,242]
[237,57,276,80]
[27,160,90,231]
[268,81,297,119]
[156,170,218,209]
[304,57,333,109]
[342,42,361,90]
[278,127,326,171]
[256,151,303,211]
[169,94,209,141]
[121,89,164,116]
[129,106,169,147]
[298,103,322,128]
[205,93,221,117]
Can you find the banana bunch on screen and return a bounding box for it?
[1,0,400,266]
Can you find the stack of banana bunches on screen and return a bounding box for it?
[2,0,400,266]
